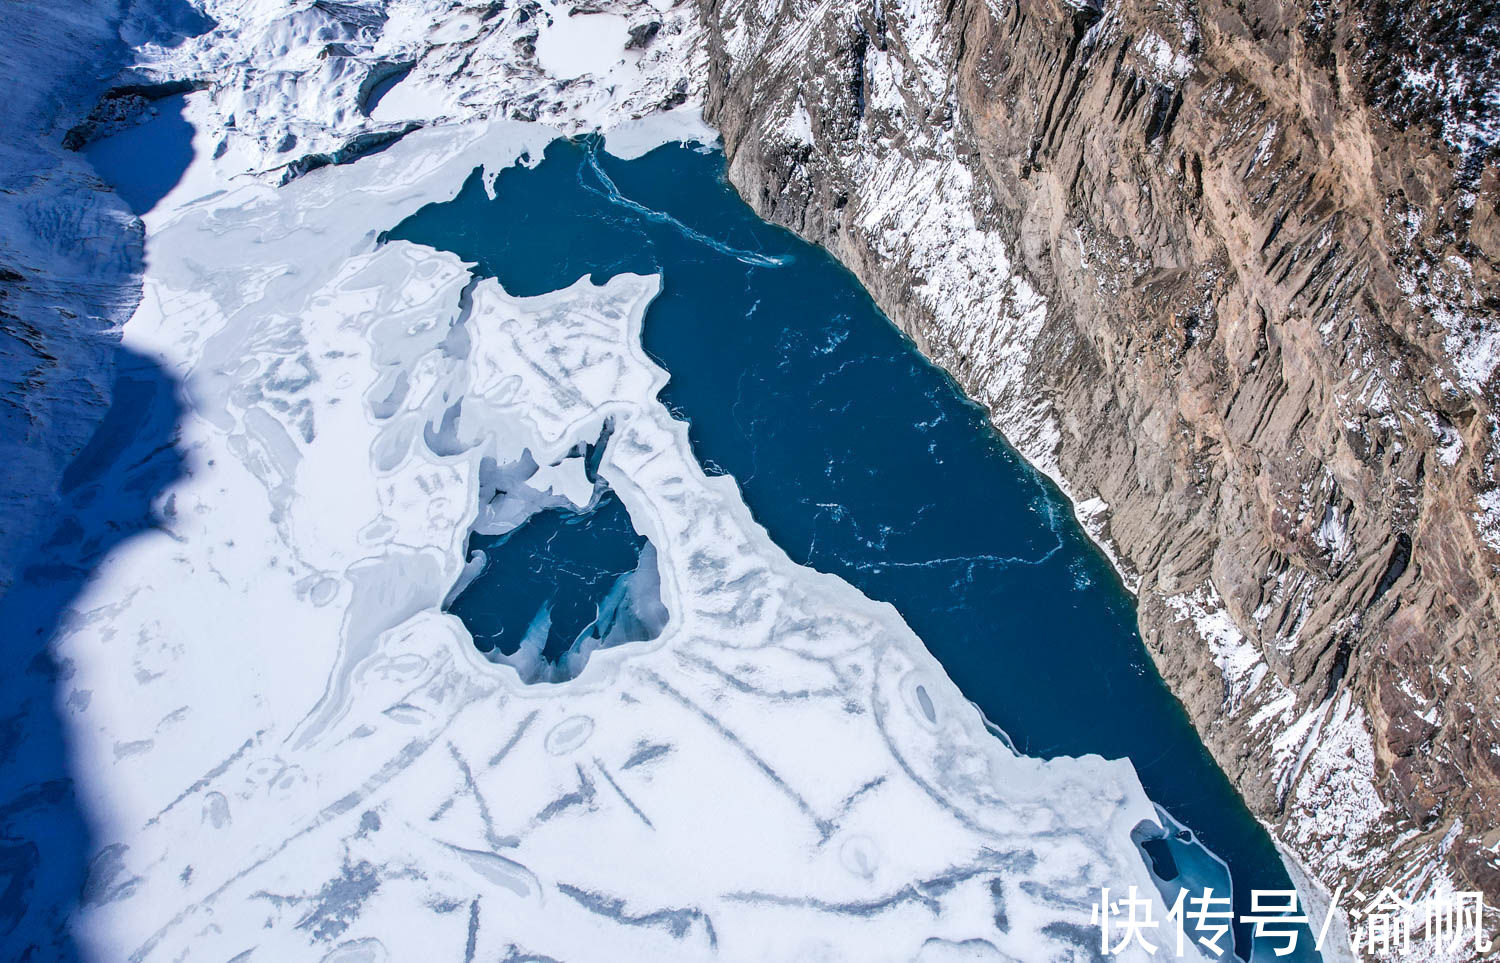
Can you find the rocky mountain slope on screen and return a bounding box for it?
[694,0,1500,938]
[0,0,175,599]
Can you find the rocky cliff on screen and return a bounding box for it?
[694,0,1500,938]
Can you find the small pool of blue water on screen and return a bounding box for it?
[385,135,1318,960]
[450,491,647,663]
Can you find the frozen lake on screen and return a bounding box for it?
[386,137,1320,960]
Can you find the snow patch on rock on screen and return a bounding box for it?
[1164,584,1278,717]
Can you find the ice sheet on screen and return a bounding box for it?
[602,107,720,159]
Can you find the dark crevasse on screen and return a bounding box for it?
[384,135,1319,960]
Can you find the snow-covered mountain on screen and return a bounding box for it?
[2,0,1496,958]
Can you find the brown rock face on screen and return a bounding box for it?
[694,0,1500,934]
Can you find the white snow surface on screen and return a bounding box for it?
[603,108,720,159]
[780,98,815,145]
[52,105,1199,959]
[535,9,631,80]
[133,0,711,180]
[1163,585,1276,718]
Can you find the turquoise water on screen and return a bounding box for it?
[386,137,1318,960]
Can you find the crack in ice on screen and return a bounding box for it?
[578,140,792,269]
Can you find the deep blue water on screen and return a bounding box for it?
[386,136,1318,960]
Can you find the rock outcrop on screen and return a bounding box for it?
[695,0,1500,938]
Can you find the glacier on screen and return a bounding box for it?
[27,116,1209,960]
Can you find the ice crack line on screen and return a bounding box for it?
[578,142,792,269]
[851,542,1063,572]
